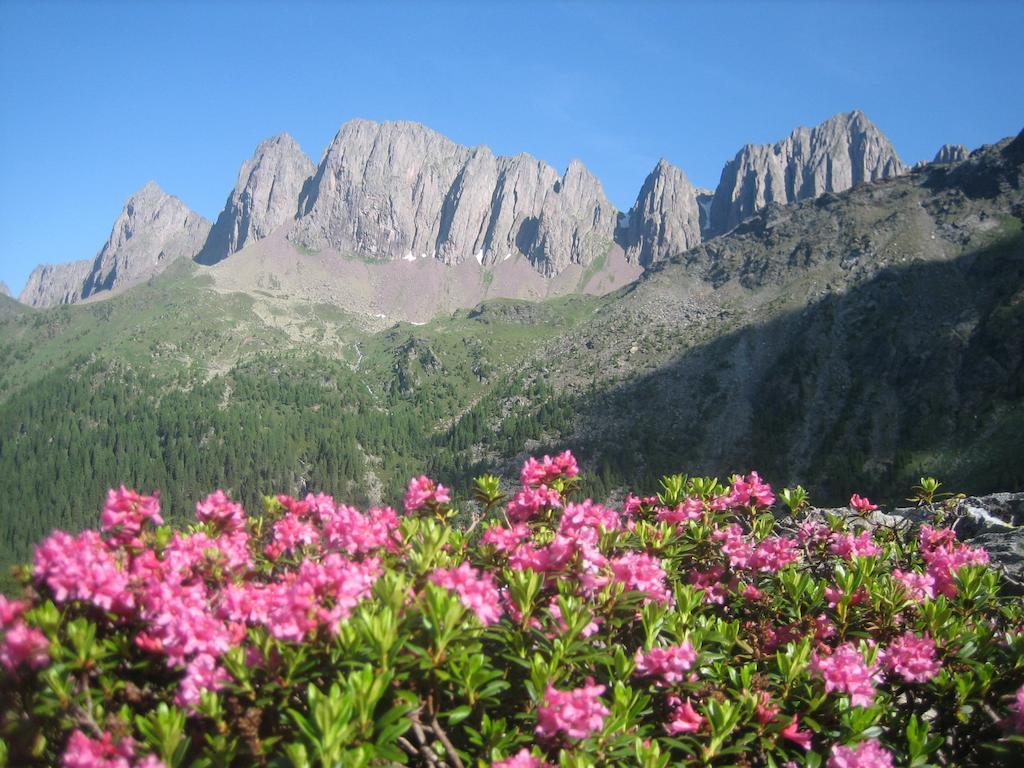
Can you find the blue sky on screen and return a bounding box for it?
[1,0,1021,295]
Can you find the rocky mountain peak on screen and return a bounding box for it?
[0,281,9,298]
[81,182,210,298]
[18,260,93,307]
[196,133,315,265]
[616,158,703,267]
[933,143,970,164]
[288,119,616,275]
[708,110,907,235]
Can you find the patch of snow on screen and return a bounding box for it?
[474,250,484,265]
[420,253,428,259]
[411,321,426,326]
[402,252,417,262]
[374,313,387,319]
[503,252,512,261]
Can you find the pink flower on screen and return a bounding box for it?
[725,471,775,508]
[175,653,232,709]
[610,552,672,604]
[850,494,879,513]
[826,739,894,768]
[829,531,881,560]
[34,530,134,613]
[751,536,801,572]
[634,642,698,686]
[482,523,530,552]
[893,568,936,601]
[781,716,813,750]
[884,631,941,683]
[195,490,246,532]
[623,494,658,518]
[101,486,163,543]
[272,513,320,553]
[491,749,553,768]
[918,527,989,598]
[520,451,580,488]
[403,475,450,512]
[535,678,609,741]
[0,619,50,672]
[559,500,620,535]
[430,562,503,625]
[811,643,880,707]
[62,730,135,768]
[506,485,562,523]
[657,498,704,525]
[665,695,703,734]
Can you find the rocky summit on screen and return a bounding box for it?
[615,159,703,267]
[20,182,210,308]
[15,111,926,314]
[289,119,618,276]
[196,133,315,265]
[708,110,906,235]
[934,143,970,164]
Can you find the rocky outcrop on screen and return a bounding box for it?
[80,182,210,299]
[196,134,315,265]
[289,119,617,276]
[0,281,9,297]
[933,144,969,164]
[19,260,93,307]
[616,159,703,267]
[708,110,906,235]
[20,183,210,307]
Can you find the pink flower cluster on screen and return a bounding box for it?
[403,475,451,512]
[195,489,246,532]
[713,524,800,572]
[0,594,48,672]
[61,730,163,768]
[610,552,673,604]
[721,471,776,508]
[506,485,562,523]
[430,562,503,625]
[634,641,697,686]
[656,497,704,526]
[34,530,134,613]
[829,530,882,560]
[849,494,879,513]
[520,450,579,488]
[665,695,703,734]
[827,739,894,768]
[101,486,163,545]
[917,525,989,598]
[884,631,941,683]
[810,642,880,707]
[535,677,609,741]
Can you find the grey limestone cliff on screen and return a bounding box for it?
[21,182,210,307]
[289,119,617,276]
[80,182,210,298]
[19,260,93,307]
[708,110,906,235]
[0,281,9,298]
[196,133,315,265]
[616,159,703,267]
[933,143,970,164]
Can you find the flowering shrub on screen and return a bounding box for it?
[1,455,1023,767]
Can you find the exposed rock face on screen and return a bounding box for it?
[0,282,9,297]
[933,143,969,164]
[80,182,210,298]
[20,183,210,307]
[19,260,93,307]
[196,134,315,265]
[708,110,906,235]
[616,159,703,267]
[290,119,617,276]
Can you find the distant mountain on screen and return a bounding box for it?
[196,133,315,265]
[20,182,210,308]
[289,119,618,276]
[0,281,9,297]
[18,111,915,314]
[934,143,970,164]
[708,110,906,235]
[615,159,703,267]
[19,259,93,307]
